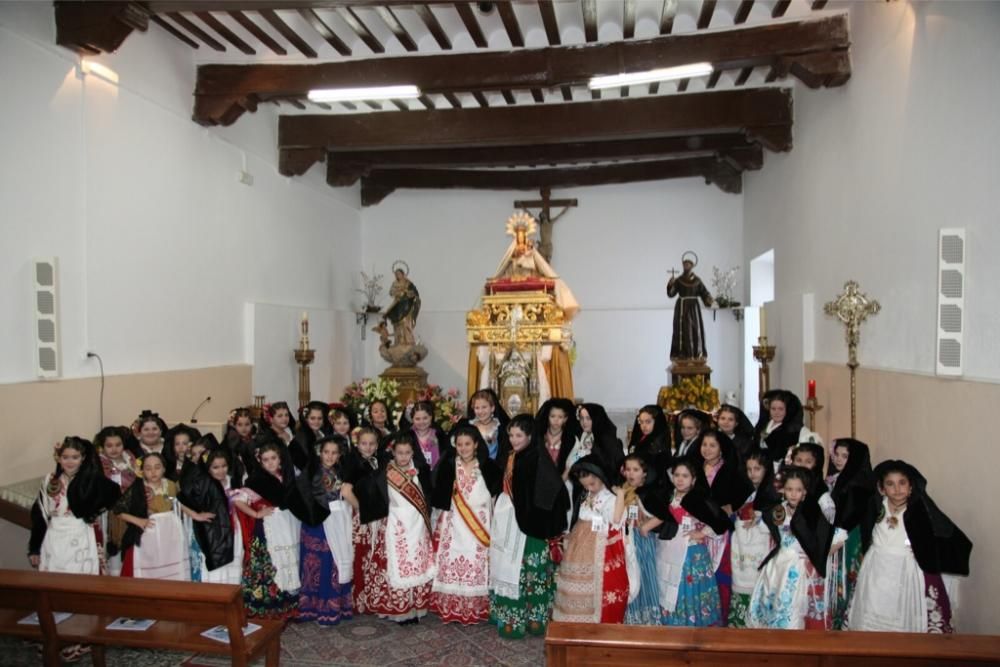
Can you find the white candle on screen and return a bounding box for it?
[759,305,767,339]
[301,311,308,323]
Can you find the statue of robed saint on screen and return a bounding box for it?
[667,253,713,360]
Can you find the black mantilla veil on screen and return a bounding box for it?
[745,448,781,512]
[792,441,830,496]
[505,413,569,540]
[533,398,580,475]
[245,434,297,509]
[829,438,875,531]
[286,435,349,527]
[754,389,804,464]
[673,408,712,460]
[29,436,122,556]
[569,455,612,489]
[628,404,671,482]
[578,403,626,485]
[431,425,502,511]
[199,433,243,489]
[177,449,234,572]
[718,404,756,462]
[760,466,834,576]
[627,451,673,524]
[162,423,202,482]
[688,429,754,511]
[260,400,298,438]
[862,460,972,576]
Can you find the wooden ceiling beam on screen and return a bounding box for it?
[734,0,754,24]
[772,0,792,18]
[150,15,198,48]
[279,88,793,152]
[339,7,384,53]
[298,8,350,55]
[582,0,598,43]
[538,1,561,45]
[697,0,717,29]
[649,0,675,93]
[55,1,149,55]
[453,3,487,48]
[375,6,418,51]
[194,11,255,54]
[167,12,226,51]
[358,157,742,206]
[497,2,524,47]
[414,5,451,50]
[320,133,758,183]
[623,0,636,39]
[229,10,287,55]
[259,8,317,57]
[146,1,464,10]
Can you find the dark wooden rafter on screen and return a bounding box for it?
[471,91,489,108]
[298,8,351,55]
[279,88,793,152]
[195,13,848,126]
[375,6,418,51]
[453,2,487,47]
[649,0,675,94]
[734,0,754,25]
[772,0,792,18]
[360,157,743,206]
[166,12,225,51]
[194,11,255,54]
[413,5,450,49]
[55,1,149,55]
[697,0,717,29]
[496,2,524,47]
[150,15,198,48]
[321,134,760,185]
[538,1,572,101]
[735,67,754,86]
[706,70,722,89]
[259,9,317,58]
[623,0,636,39]
[582,0,599,99]
[339,7,384,53]
[229,11,287,55]
[812,0,829,9]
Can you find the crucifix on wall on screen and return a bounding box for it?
[513,187,577,264]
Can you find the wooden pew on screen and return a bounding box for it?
[0,569,284,667]
[545,621,1000,666]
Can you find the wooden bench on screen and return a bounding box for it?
[545,621,1000,666]
[0,569,284,667]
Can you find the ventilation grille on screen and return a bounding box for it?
[936,229,964,376]
[34,257,60,378]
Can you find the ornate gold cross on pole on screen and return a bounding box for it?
[513,187,577,264]
[824,281,881,437]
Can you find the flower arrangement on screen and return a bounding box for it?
[407,384,464,432]
[340,377,403,429]
[659,376,721,413]
[357,267,385,313]
[711,265,741,308]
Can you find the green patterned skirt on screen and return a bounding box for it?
[489,536,556,639]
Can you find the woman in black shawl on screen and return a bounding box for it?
[534,398,580,478]
[491,414,570,638]
[178,447,237,582]
[163,423,201,482]
[754,389,804,467]
[849,460,971,633]
[717,404,755,463]
[290,400,333,473]
[574,403,625,484]
[627,404,671,479]
[452,388,510,461]
[690,429,753,515]
[673,408,711,460]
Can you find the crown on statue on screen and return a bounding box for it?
[505,211,538,239]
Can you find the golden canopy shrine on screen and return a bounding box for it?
[466,212,577,416]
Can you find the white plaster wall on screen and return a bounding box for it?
[743,1,1000,389]
[0,4,362,403]
[360,182,745,410]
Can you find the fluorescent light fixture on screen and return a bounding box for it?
[588,62,713,90]
[80,59,119,85]
[307,85,421,103]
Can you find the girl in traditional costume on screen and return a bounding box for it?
[489,414,570,639]
[627,405,670,471]
[453,388,510,461]
[225,407,258,482]
[330,409,355,445]
[657,459,730,626]
[673,409,709,460]
[754,390,804,470]
[622,453,670,626]
[290,401,331,473]
[341,428,384,613]
[115,452,195,580]
[748,466,838,630]
[353,432,436,624]
[29,436,121,574]
[96,426,137,575]
[536,398,580,479]
[233,441,300,619]
[130,409,167,457]
[690,429,754,624]
[568,403,625,485]
[791,441,837,523]
[848,460,971,633]
[408,400,453,472]
[728,449,780,627]
[262,401,296,446]
[363,399,394,440]
[295,436,354,625]
[177,448,242,584]
[163,424,200,482]
[430,426,502,623]
[717,404,755,464]
[553,457,628,624]
[824,438,875,629]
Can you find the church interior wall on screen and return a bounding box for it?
[0,4,363,483]
[359,181,745,419]
[746,2,1000,633]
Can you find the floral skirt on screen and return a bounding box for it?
[728,592,752,628]
[661,543,722,627]
[830,526,862,630]
[298,523,353,626]
[625,530,662,626]
[489,536,556,639]
[243,519,298,620]
[363,518,430,622]
[553,524,628,624]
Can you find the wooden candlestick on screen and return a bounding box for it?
[803,395,824,432]
[752,336,776,403]
[294,317,315,409]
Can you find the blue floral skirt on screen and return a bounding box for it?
[298,523,353,625]
[662,543,722,627]
[625,530,662,626]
